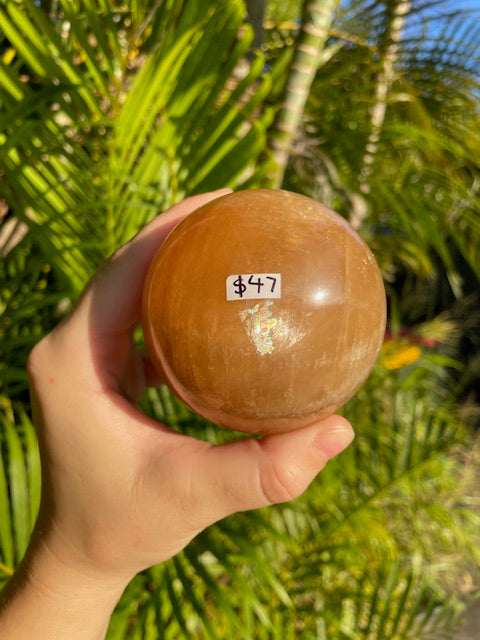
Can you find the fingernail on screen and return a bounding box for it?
[313,424,354,460]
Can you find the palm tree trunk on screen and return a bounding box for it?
[270,0,341,188]
[351,0,411,228]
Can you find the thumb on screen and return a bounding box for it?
[190,416,354,525]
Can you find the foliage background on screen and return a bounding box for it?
[1,0,479,638]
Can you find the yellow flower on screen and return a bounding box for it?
[381,341,422,370]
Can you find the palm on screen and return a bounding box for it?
[1,1,479,639]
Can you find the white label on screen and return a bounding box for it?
[226,273,282,301]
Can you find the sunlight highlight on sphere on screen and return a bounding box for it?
[312,288,328,304]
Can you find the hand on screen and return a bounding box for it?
[0,190,354,639]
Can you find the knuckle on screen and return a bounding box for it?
[260,459,304,505]
[26,336,51,380]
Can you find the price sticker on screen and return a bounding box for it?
[226,273,282,301]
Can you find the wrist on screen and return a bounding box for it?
[0,524,131,640]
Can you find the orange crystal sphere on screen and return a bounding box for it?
[142,189,386,434]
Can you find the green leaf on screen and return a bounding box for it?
[0,428,14,571]
[21,411,41,530]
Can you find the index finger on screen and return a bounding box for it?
[79,189,232,338]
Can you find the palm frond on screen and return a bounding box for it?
[0,0,277,297]
[0,404,40,582]
[0,233,67,396]
[119,358,479,639]
[1,2,479,638]
[282,2,480,297]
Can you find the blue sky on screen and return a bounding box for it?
[422,0,480,20]
[401,1,480,43]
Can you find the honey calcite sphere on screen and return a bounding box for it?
[142,189,386,434]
